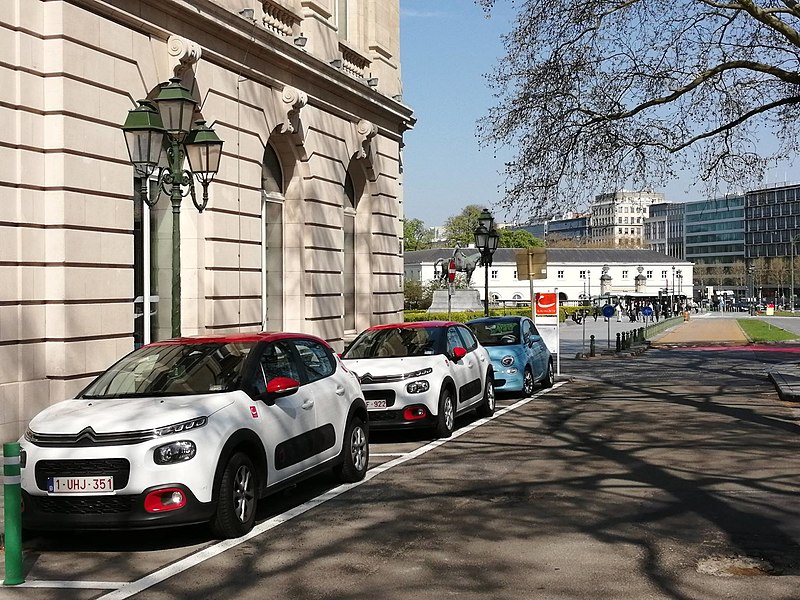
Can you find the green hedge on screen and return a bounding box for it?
[404,307,575,323]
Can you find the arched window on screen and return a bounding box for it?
[262,143,283,196]
[262,142,285,330]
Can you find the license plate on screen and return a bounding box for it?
[48,476,114,494]
[365,399,387,410]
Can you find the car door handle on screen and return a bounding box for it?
[302,400,314,410]
[335,386,345,396]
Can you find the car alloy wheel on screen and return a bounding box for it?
[210,452,257,539]
[436,388,455,438]
[522,367,534,397]
[477,376,495,417]
[543,360,554,388]
[335,417,369,482]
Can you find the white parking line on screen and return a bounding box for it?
[17,580,124,589]
[21,382,565,596]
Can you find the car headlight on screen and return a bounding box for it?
[405,367,433,379]
[154,417,207,437]
[406,380,430,394]
[501,355,515,366]
[154,440,197,465]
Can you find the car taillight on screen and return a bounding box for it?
[403,405,428,421]
[144,488,187,513]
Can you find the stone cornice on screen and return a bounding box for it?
[66,0,415,139]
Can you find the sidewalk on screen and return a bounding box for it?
[649,315,800,402]
[649,316,749,346]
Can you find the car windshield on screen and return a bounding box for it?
[79,342,255,399]
[343,326,444,359]
[469,321,521,346]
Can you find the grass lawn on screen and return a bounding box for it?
[737,319,800,342]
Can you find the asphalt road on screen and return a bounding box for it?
[4,341,800,599]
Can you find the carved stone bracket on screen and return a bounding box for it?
[279,86,307,135]
[167,35,202,76]
[354,119,377,160]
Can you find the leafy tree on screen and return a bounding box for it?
[443,204,484,247]
[403,218,434,251]
[478,0,800,218]
[404,279,432,310]
[497,228,544,248]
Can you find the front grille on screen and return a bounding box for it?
[367,411,399,422]
[364,390,395,407]
[34,458,131,491]
[359,373,404,384]
[35,495,135,515]
[27,426,158,447]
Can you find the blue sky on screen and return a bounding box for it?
[399,1,795,228]
[400,1,514,227]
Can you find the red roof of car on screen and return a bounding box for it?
[365,321,458,330]
[147,332,331,348]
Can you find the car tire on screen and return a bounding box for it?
[334,416,369,483]
[542,360,554,388]
[210,452,258,539]
[435,386,455,438]
[476,375,495,417]
[521,367,535,397]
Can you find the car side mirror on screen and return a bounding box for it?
[451,346,467,362]
[258,376,300,406]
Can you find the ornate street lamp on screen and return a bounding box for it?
[474,208,499,316]
[122,78,224,337]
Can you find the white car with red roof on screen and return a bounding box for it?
[341,321,495,438]
[19,332,368,539]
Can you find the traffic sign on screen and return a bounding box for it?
[602,304,615,318]
[535,292,558,316]
[642,306,653,317]
[447,259,456,283]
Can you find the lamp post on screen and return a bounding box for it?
[122,79,224,338]
[791,234,800,313]
[677,269,683,301]
[671,265,676,315]
[474,208,499,317]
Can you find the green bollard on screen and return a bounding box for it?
[3,442,25,585]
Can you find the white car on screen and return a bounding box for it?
[341,321,494,437]
[19,332,368,539]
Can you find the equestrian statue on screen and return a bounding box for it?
[433,246,482,286]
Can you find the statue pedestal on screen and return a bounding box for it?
[428,289,483,313]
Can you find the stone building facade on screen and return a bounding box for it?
[1,0,414,439]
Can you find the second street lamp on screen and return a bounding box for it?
[474,208,499,317]
[122,78,224,338]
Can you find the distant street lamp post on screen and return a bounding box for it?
[671,265,676,314]
[474,208,499,317]
[791,234,800,312]
[121,78,224,337]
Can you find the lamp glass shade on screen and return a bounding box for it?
[487,230,500,253]
[185,120,223,181]
[154,78,197,138]
[121,100,165,177]
[474,225,489,250]
[477,208,494,232]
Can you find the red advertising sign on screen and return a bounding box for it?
[535,292,558,316]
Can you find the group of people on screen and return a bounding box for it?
[571,300,698,324]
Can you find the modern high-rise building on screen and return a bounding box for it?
[644,203,685,259]
[745,183,800,258]
[684,196,746,265]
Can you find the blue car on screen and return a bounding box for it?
[466,316,554,396]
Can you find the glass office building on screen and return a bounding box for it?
[745,183,800,258]
[684,196,746,265]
